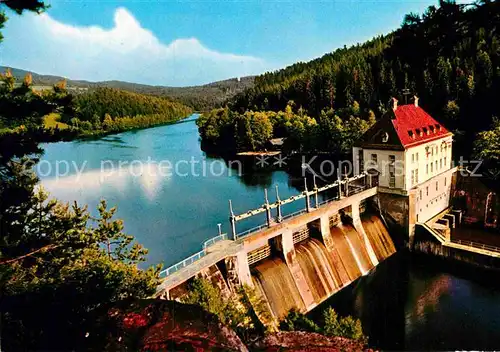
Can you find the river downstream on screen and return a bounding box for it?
[39,114,500,350]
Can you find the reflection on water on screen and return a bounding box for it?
[312,253,500,350]
[41,162,169,200]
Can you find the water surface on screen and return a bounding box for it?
[39,115,309,268]
[312,254,500,350]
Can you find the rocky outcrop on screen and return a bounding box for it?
[104,300,371,351]
[106,299,247,351]
[253,331,372,351]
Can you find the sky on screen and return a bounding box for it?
[0,0,446,87]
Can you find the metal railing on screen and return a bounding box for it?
[282,208,307,221]
[159,249,206,278]
[453,239,500,253]
[318,196,340,207]
[203,233,228,249]
[237,223,269,239]
[236,208,309,239]
[160,177,374,279]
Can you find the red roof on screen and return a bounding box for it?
[391,104,451,148]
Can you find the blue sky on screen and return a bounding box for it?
[1,1,444,86]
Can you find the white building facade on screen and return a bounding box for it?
[353,98,456,223]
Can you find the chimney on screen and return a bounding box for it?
[391,97,398,111]
[414,95,419,107]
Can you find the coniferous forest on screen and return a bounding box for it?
[197,0,500,163]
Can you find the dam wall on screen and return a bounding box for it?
[250,211,395,319]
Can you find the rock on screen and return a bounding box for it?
[107,299,247,351]
[105,300,373,352]
[252,331,373,352]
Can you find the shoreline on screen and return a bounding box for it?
[0,113,196,145]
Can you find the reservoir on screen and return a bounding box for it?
[39,114,308,268]
[39,114,500,350]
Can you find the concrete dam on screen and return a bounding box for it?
[156,174,397,320]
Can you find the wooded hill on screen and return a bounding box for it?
[74,87,192,122]
[230,0,500,149]
[0,66,254,111]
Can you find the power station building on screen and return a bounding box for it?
[353,97,456,240]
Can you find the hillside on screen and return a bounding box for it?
[230,0,500,148]
[0,66,254,110]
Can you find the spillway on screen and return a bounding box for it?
[295,238,340,302]
[329,226,363,281]
[251,257,305,319]
[362,215,397,261]
[249,214,396,319]
[339,223,374,274]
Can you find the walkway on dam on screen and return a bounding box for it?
[422,222,500,259]
[156,240,243,296]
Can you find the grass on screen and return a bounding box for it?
[43,113,69,130]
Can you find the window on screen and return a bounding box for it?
[389,155,395,164]
[436,181,439,191]
[412,153,415,163]
[359,150,364,173]
[408,130,414,139]
[371,154,377,163]
[426,186,429,196]
[445,177,447,186]
[390,172,396,188]
[416,128,422,136]
[426,164,429,174]
[416,153,419,162]
[435,160,438,171]
[440,159,443,169]
[431,163,433,173]
[420,190,423,199]
[444,157,447,167]
[411,169,419,185]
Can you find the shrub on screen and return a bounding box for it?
[279,308,320,333]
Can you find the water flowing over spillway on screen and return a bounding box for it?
[251,257,305,319]
[251,214,396,319]
[362,215,397,261]
[295,238,340,302]
[329,225,363,281]
[339,224,373,275]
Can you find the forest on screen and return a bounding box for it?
[222,0,500,162]
[197,102,374,153]
[70,87,192,133]
[0,74,193,141]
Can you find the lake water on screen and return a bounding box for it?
[39,114,500,350]
[39,114,309,268]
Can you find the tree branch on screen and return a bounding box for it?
[0,244,59,265]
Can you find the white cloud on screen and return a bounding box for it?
[0,8,269,86]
